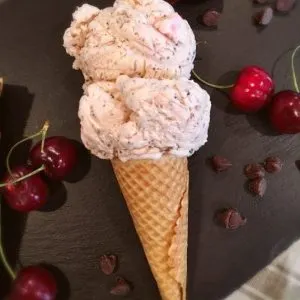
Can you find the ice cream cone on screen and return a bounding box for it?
[112,155,189,300]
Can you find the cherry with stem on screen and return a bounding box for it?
[192,43,274,112]
[0,81,58,298]
[1,122,51,213]
[5,121,49,179]
[0,209,58,300]
[0,122,57,299]
[269,45,300,134]
[0,122,50,275]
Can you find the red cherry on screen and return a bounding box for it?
[230,66,274,112]
[9,266,57,300]
[2,166,48,212]
[269,90,300,134]
[29,136,77,180]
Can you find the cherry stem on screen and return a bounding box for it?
[6,121,50,177]
[40,126,47,154]
[291,45,300,93]
[0,199,16,280]
[192,70,234,90]
[193,41,234,90]
[0,165,45,188]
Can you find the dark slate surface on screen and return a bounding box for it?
[0,0,300,299]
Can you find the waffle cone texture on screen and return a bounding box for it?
[112,155,189,300]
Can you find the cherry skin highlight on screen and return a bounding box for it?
[29,136,77,180]
[269,90,300,134]
[2,166,48,212]
[9,266,57,300]
[231,66,274,112]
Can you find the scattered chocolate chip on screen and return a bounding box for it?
[215,208,247,230]
[110,276,131,296]
[202,9,221,28]
[100,254,117,275]
[248,177,267,197]
[264,157,283,173]
[255,7,273,26]
[276,0,296,12]
[244,163,265,179]
[211,156,232,172]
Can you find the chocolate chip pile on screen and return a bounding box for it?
[244,156,283,197]
[200,0,296,28]
[210,155,284,230]
[99,254,132,296]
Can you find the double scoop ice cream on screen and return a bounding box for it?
[63,0,211,299]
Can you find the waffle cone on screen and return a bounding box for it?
[112,155,188,300]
